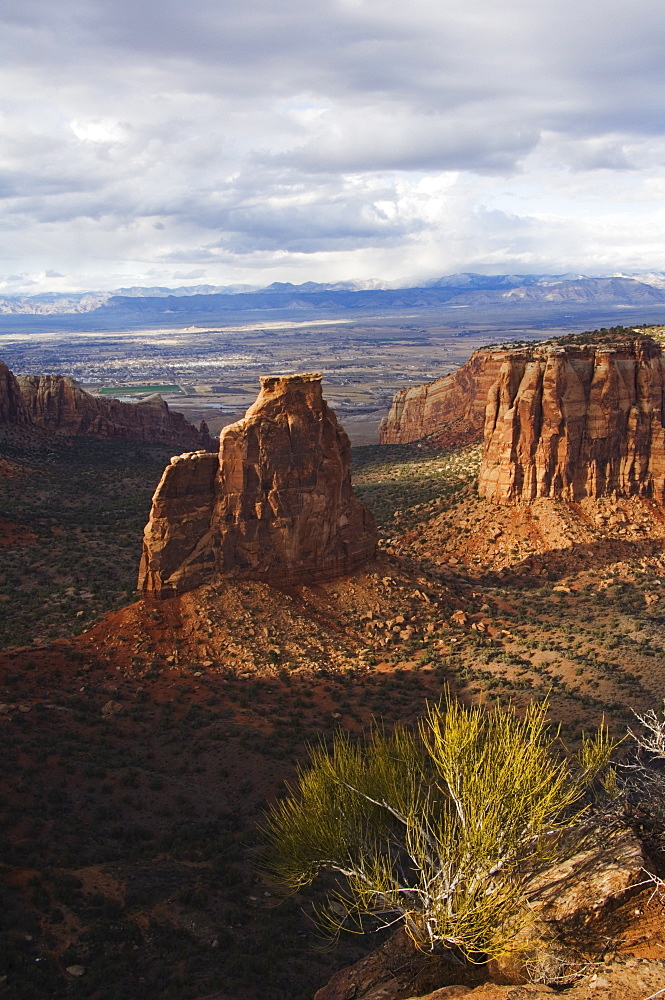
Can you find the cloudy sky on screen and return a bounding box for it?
[2,0,665,294]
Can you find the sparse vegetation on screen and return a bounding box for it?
[0,435,171,648]
[2,375,665,996]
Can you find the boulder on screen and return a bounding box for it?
[490,824,646,985]
[405,959,665,999]
[313,928,484,1000]
[313,825,647,1000]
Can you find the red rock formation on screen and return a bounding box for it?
[0,361,213,449]
[138,451,219,596]
[478,337,665,503]
[16,375,214,449]
[379,349,507,447]
[0,362,28,425]
[139,373,377,594]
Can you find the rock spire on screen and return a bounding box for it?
[139,373,377,595]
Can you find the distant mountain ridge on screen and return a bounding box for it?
[4,271,665,317]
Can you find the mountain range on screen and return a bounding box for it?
[4,271,665,320]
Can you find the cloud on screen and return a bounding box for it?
[2,0,665,290]
[172,268,207,279]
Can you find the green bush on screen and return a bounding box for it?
[264,699,614,964]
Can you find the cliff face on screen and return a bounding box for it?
[379,349,506,447]
[0,362,212,449]
[139,373,377,595]
[0,362,28,425]
[138,451,219,595]
[478,338,665,503]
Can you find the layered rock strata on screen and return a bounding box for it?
[379,349,506,447]
[0,361,212,449]
[139,373,377,595]
[478,337,665,503]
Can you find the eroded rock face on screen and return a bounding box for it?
[379,350,507,448]
[139,373,377,594]
[478,338,665,503]
[15,374,213,449]
[0,362,27,425]
[0,359,212,449]
[138,451,219,596]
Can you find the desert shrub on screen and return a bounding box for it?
[622,700,665,830]
[264,699,614,964]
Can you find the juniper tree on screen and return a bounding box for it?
[263,699,614,963]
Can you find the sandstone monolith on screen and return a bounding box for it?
[139,373,377,594]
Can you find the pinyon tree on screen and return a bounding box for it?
[263,700,614,963]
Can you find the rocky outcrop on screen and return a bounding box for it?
[490,825,645,985]
[15,374,213,449]
[0,362,28,425]
[0,360,212,449]
[137,451,219,595]
[478,337,665,503]
[313,927,485,1000]
[139,373,377,594]
[379,349,507,448]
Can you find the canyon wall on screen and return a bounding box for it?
[139,373,377,595]
[478,337,665,503]
[0,362,28,425]
[0,361,212,450]
[379,349,507,447]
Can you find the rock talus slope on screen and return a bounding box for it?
[139,373,377,595]
[478,337,665,503]
[379,349,507,447]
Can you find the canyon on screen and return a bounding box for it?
[1,329,665,1000]
[379,347,506,448]
[381,332,665,506]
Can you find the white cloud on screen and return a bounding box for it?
[69,119,126,143]
[1,0,665,291]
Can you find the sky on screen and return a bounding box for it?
[2,0,665,295]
